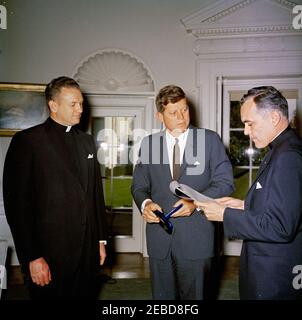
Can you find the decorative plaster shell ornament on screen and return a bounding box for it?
[74,51,154,93]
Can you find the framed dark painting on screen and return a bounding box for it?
[0,83,48,136]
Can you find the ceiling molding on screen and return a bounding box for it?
[181,0,301,39]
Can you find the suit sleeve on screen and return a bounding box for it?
[131,137,152,213]
[92,136,108,240]
[224,151,302,242]
[202,131,234,198]
[3,132,42,265]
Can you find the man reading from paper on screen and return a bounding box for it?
[194,86,302,300]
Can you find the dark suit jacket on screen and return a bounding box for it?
[3,118,107,278]
[224,127,302,299]
[131,126,234,260]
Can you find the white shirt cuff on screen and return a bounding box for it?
[99,240,107,245]
[141,199,152,212]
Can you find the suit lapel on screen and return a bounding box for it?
[160,132,173,180]
[253,127,296,183]
[179,126,195,178]
[246,128,296,203]
[246,148,274,201]
[256,148,273,179]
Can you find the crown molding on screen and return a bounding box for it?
[181,0,300,40]
[191,24,297,38]
[192,34,302,56]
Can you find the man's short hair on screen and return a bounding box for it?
[240,86,288,119]
[155,85,186,113]
[45,76,80,104]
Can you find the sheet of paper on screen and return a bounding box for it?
[169,180,214,202]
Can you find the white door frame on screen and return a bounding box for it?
[86,94,154,254]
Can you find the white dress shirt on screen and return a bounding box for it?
[165,129,189,177]
[141,128,189,211]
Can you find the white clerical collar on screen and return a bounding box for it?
[50,117,73,133]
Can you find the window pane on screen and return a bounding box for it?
[230,101,243,128]
[229,131,249,166]
[252,146,269,166]
[92,116,134,236]
[104,175,132,208]
[232,168,258,199]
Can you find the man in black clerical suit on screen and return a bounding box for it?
[3,76,108,299]
[196,86,302,300]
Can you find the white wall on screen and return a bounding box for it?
[0,0,213,102]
